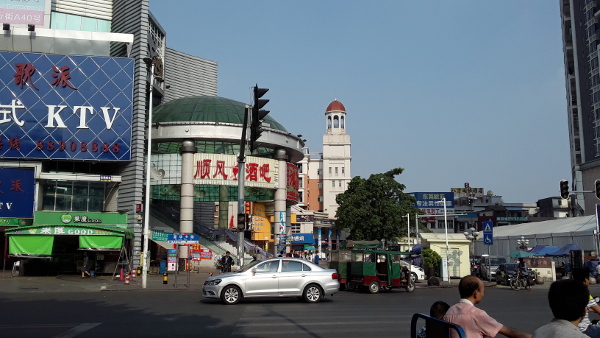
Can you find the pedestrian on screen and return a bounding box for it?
[314,251,320,265]
[417,301,450,338]
[595,262,600,280]
[220,251,234,273]
[443,275,531,338]
[81,252,91,278]
[532,279,589,338]
[571,267,600,337]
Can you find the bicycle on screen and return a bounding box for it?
[509,269,535,290]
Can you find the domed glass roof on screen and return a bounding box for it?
[153,96,288,132]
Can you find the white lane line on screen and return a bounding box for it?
[52,323,101,338]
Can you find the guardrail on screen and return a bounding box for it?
[410,313,466,338]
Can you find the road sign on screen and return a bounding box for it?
[483,221,493,245]
[167,234,199,244]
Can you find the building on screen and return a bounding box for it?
[295,99,352,252]
[560,0,600,215]
[0,0,220,274]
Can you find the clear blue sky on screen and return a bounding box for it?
[150,1,569,203]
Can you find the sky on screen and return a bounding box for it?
[149,1,569,203]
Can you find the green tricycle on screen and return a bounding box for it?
[329,249,415,294]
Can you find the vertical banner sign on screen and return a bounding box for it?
[277,211,286,235]
[167,249,177,272]
[0,51,134,161]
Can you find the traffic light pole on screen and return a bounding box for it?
[236,105,250,267]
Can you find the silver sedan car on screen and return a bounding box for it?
[203,257,340,305]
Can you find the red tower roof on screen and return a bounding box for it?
[326,99,345,112]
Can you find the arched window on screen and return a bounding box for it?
[334,116,339,128]
[327,116,332,129]
[341,116,345,129]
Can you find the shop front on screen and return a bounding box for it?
[5,211,132,276]
[291,233,315,252]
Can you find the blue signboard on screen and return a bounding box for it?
[291,233,315,244]
[482,221,493,245]
[409,192,455,214]
[0,51,134,161]
[167,234,199,244]
[0,167,35,218]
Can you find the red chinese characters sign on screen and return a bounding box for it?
[286,163,299,202]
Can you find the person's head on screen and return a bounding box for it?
[429,301,450,319]
[572,267,591,285]
[548,279,589,322]
[458,275,485,303]
[225,251,230,256]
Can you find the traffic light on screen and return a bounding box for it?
[596,180,600,200]
[237,213,246,231]
[250,85,269,152]
[560,180,569,199]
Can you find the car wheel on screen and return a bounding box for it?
[220,285,241,305]
[303,284,323,303]
[405,279,415,293]
[411,272,418,283]
[346,281,356,291]
[368,281,380,294]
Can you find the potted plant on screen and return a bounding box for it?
[422,248,442,284]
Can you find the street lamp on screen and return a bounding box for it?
[402,213,410,248]
[141,57,162,289]
[517,236,529,251]
[463,227,479,257]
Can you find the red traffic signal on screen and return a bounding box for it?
[560,180,569,199]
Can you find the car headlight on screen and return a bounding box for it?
[204,279,222,286]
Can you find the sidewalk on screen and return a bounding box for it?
[0,267,220,293]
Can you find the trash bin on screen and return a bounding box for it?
[159,260,166,274]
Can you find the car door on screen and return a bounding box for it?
[278,260,311,296]
[245,260,280,297]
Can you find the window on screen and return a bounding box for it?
[291,224,301,233]
[317,182,322,188]
[332,181,335,187]
[318,196,323,202]
[317,169,321,176]
[299,178,303,188]
[335,167,338,174]
[282,260,304,272]
[329,167,332,174]
[43,180,105,212]
[339,181,342,187]
[256,260,279,273]
[342,167,345,175]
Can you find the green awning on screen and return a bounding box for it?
[9,235,54,255]
[79,235,123,250]
[5,224,134,239]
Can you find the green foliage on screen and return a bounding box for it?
[335,167,423,241]
[422,248,442,268]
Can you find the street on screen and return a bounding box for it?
[1,281,592,338]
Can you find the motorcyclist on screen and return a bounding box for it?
[517,258,533,290]
[220,251,235,273]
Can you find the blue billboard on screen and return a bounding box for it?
[0,51,134,161]
[409,192,454,214]
[0,167,35,218]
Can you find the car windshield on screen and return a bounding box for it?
[490,258,506,265]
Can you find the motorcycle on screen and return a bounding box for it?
[509,269,535,291]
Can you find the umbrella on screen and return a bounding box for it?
[509,250,535,258]
[305,246,316,251]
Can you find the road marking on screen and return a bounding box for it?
[53,323,101,338]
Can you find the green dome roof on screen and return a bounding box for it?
[153,96,288,132]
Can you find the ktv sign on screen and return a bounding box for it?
[0,51,134,161]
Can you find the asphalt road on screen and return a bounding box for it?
[1,283,596,338]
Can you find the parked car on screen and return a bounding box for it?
[495,263,519,285]
[477,256,507,281]
[202,257,340,305]
[400,260,425,283]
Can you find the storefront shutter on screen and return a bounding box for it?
[79,235,123,250]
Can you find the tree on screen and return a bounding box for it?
[335,167,422,243]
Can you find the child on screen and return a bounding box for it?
[417,301,450,338]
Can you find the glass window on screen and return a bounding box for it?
[302,263,311,271]
[42,180,105,211]
[329,167,332,174]
[342,167,345,174]
[256,260,279,273]
[282,260,303,272]
[335,167,338,174]
[332,181,335,187]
